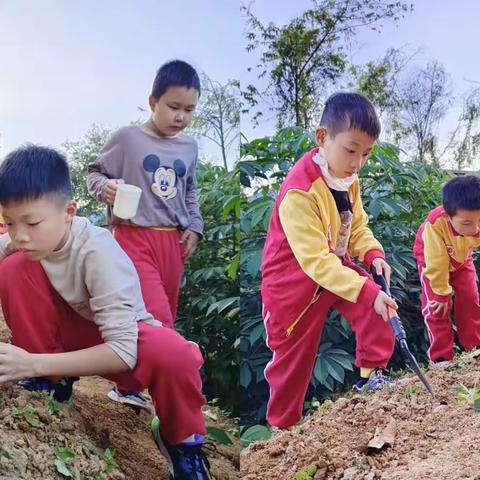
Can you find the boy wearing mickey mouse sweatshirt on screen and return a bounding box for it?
[87,60,204,410]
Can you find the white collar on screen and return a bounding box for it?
[312,152,357,191]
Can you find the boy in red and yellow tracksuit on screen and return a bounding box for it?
[414,175,480,363]
[261,92,397,429]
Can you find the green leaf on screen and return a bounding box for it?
[103,448,117,472]
[0,448,12,459]
[255,366,265,383]
[245,249,262,278]
[240,424,272,449]
[306,465,318,476]
[12,405,40,428]
[369,198,381,219]
[313,356,328,384]
[54,447,75,462]
[226,254,239,280]
[249,323,265,345]
[222,195,240,217]
[226,306,240,319]
[54,459,74,478]
[323,375,335,392]
[207,426,233,445]
[240,363,252,388]
[151,416,161,442]
[294,472,310,480]
[206,296,239,317]
[455,384,470,396]
[325,359,345,383]
[24,411,40,428]
[329,353,354,371]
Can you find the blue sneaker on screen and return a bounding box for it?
[107,386,154,415]
[18,376,79,402]
[353,369,392,394]
[151,417,212,480]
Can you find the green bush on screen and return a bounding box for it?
[64,124,110,224]
[240,127,451,426]
[176,162,240,415]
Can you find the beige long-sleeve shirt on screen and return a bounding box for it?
[0,217,161,369]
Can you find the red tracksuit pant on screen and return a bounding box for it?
[113,226,185,330]
[0,252,206,445]
[263,263,395,428]
[418,260,480,362]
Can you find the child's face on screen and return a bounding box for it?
[448,209,480,236]
[1,196,76,261]
[149,86,199,136]
[316,128,376,178]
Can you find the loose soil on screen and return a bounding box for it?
[0,314,240,480]
[241,355,480,480]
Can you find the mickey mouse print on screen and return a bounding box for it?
[143,154,187,201]
[86,125,204,234]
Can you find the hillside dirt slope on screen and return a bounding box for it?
[0,312,240,480]
[242,354,480,480]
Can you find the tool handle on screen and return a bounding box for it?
[370,269,391,296]
[370,269,434,395]
[390,315,407,342]
[371,269,407,341]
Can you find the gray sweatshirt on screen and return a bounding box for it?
[87,125,204,235]
[0,217,161,370]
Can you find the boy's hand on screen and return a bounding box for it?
[371,258,392,286]
[428,300,449,317]
[374,291,398,322]
[104,179,125,205]
[180,230,200,261]
[0,343,35,383]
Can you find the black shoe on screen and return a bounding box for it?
[353,369,392,394]
[18,376,79,402]
[151,417,212,479]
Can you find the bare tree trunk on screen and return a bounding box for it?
[219,104,228,170]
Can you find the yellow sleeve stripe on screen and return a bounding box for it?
[422,221,452,297]
[279,188,367,303]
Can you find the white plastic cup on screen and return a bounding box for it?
[113,184,142,219]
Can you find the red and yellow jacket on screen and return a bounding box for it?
[414,205,480,302]
[261,148,384,337]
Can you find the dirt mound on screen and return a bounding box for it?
[0,382,126,480]
[74,377,240,480]
[0,314,239,479]
[241,355,480,480]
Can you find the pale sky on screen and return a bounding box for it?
[241,0,480,163]
[0,0,240,165]
[3,0,480,167]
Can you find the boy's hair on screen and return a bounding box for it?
[0,144,73,206]
[151,60,201,98]
[443,175,480,216]
[319,92,381,139]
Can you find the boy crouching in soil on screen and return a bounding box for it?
[0,145,212,480]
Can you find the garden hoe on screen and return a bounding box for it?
[371,270,434,396]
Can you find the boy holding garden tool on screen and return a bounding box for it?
[414,175,480,365]
[261,92,398,429]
